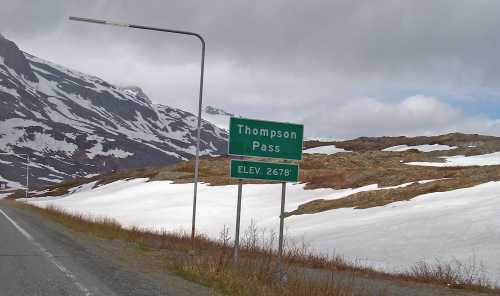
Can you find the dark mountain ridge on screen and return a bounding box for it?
[0,34,227,189]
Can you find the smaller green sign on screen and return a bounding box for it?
[230,159,299,182]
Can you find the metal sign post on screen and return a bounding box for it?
[277,181,287,281]
[228,117,303,275]
[25,155,29,199]
[233,181,243,262]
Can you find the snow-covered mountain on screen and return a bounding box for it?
[202,105,236,130]
[0,34,227,188]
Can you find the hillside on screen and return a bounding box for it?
[11,132,500,284]
[23,134,500,201]
[0,34,227,188]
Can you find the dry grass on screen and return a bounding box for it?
[166,152,500,215]
[15,202,369,296]
[11,201,500,295]
[404,259,493,291]
[308,133,500,153]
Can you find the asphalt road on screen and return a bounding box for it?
[0,202,214,296]
[0,207,103,295]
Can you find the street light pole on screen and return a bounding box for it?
[68,16,206,248]
[25,155,29,199]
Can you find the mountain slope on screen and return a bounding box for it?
[0,34,227,188]
[202,105,235,130]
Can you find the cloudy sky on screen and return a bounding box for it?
[2,0,500,138]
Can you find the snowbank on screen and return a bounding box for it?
[408,151,500,167]
[0,175,24,189]
[304,145,350,155]
[383,144,457,152]
[202,112,229,130]
[287,182,500,281]
[23,180,371,236]
[23,179,500,282]
[0,193,11,199]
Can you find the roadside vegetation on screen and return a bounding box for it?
[8,200,499,295]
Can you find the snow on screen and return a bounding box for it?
[17,132,78,155]
[14,110,25,117]
[383,144,457,152]
[3,54,227,166]
[31,73,62,98]
[141,142,184,160]
[27,162,68,176]
[408,151,500,167]
[23,179,500,282]
[0,118,51,151]
[305,137,344,142]
[38,177,64,183]
[0,193,11,199]
[24,180,381,238]
[68,181,97,194]
[304,145,350,155]
[0,85,19,97]
[84,135,133,159]
[384,144,457,152]
[44,97,96,133]
[285,181,500,281]
[0,175,23,189]
[86,143,134,159]
[417,178,450,184]
[64,133,78,140]
[202,112,230,130]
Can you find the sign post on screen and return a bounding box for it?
[277,181,286,280]
[25,155,29,199]
[228,117,303,281]
[233,181,243,262]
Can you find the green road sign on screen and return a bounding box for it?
[229,117,304,160]
[230,159,299,182]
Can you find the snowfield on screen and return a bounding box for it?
[202,111,230,130]
[408,151,500,167]
[0,174,24,189]
[383,144,457,152]
[23,179,500,282]
[0,193,12,199]
[303,145,350,155]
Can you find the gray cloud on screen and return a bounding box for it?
[2,0,500,137]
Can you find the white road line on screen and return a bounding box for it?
[0,209,93,296]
